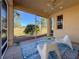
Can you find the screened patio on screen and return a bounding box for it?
[1,0,79,59]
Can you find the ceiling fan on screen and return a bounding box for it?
[44,0,63,12]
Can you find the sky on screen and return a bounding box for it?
[1,7,7,18]
[14,10,41,26]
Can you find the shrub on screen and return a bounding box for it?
[24,24,39,35]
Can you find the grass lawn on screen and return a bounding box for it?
[14,27,26,36]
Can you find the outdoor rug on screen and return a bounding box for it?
[20,39,79,59]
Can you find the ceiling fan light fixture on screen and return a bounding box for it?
[51,7,54,10]
[59,6,63,10]
[47,3,51,7]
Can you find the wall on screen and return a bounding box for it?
[52,4,79,43]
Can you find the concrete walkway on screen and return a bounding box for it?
[3,39,37,59]
[3,45,23,59]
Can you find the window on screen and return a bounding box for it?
[57,15,63,29]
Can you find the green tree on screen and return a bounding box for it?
[40,17,47,31]
[24,24,39,35]
[41,17,47,27]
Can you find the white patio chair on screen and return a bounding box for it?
[58,35,73,50]
[37,42,62,59]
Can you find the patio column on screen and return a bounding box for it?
[47,18,51,36]
[7,0,14,47]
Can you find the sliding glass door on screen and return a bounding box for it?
[0,1,1,58]
[1,0,8,58]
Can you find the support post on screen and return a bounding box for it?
[47,18,51,36]
[7,0,14,47]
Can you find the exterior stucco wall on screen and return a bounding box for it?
[52,4,79,43]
